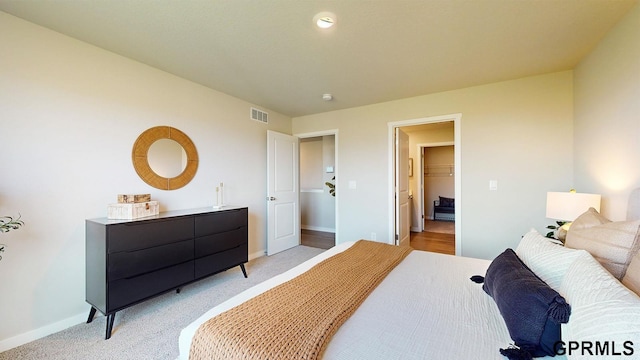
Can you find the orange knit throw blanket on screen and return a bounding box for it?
[189,240,413,360]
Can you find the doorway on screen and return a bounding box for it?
[388,114,461,255]
[296,130,339,248]
[420,143,455,227]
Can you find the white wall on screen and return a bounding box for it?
[300,138,324,189]
[0,12,291,347]
[293,71,574,260]
[573,3,640,220]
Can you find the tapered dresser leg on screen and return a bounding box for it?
[86,307,97,324]
[240,263,248,278]
[105,313,116,340]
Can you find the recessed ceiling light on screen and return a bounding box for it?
[314,12,336,29]
[322,94,333,101]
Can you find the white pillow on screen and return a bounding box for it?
[560,252,640,360]
[515,229,588,291]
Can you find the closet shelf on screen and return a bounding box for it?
[425,164,454,177]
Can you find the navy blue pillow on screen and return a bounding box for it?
[482,249,571,358]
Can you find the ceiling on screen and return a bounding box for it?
[0,0,636,117]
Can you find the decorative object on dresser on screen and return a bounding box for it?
[213,182,225,209]
[86,206,248,339]
[117,193,151,203]
[108,193,159,220]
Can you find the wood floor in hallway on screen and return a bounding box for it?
[301,222,455,255]
[301,229,335,249]
[410,220,455,255]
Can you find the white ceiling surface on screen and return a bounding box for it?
[0,1,636,117]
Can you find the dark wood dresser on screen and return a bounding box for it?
[85,206,248,339]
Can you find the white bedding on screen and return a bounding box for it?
[179,242,563,359]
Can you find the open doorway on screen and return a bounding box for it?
[415,142,455,254]
[296,130,338,249]
[388,114,461,255]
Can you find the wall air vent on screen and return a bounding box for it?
[251,107,269,124]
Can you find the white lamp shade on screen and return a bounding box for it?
[546,192,601,221]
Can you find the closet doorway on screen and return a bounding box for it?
[413,142,455,255]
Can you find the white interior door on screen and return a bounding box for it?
[395,128,410,247]
[267,130,300,255]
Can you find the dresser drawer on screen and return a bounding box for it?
[194,243,248,279]
[194,208,248,237]
[107,217,193,253]
[194,227,247,258]
[108,261,193,311]
[108,239,194,281]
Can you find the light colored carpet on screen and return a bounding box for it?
[424,220,455,234]
[0,245,326,360]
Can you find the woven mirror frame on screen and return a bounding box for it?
[132,126,198,190]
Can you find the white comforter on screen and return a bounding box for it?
[179,242,563,359]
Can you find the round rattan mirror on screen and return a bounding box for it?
[132,126,198,190]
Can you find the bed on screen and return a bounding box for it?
[178,189,640,360]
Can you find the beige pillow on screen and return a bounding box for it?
[565,208,640,280]
[566,207,609,230]
[623,250,640,296]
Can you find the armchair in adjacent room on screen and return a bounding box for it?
[433,196,455,222]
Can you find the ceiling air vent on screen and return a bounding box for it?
[251,107,268,124]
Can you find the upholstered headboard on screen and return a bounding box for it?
[627,188,640,221]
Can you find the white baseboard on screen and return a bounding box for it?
[249,249,265,261]
[0,312,87,352]
[301,225,336,233]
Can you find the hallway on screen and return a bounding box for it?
[410,220,455,255]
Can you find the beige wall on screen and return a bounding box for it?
[0,12,291,347]
[2,1,637,351]
[293,71,574,260]
[574,3,640,221]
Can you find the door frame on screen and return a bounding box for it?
[294,129,340,244]
[387,113,462,255]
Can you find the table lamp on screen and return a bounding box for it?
[546,190,601,241]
